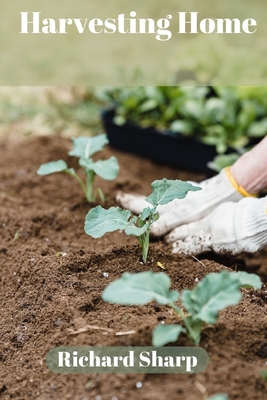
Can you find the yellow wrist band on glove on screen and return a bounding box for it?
[224,167,257,198]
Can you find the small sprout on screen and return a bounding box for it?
[85,178,201,263]
[37,134,119,203]
[102,270,261,346]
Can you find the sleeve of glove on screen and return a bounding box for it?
[169,196,267,255]
[117,167,256,237]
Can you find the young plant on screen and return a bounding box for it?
[84,178,201,263]
[102,270,261,346]
[37,134,119,202]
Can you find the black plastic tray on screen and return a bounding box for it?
[101,110,218,174]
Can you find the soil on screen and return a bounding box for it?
[1,135,267,400]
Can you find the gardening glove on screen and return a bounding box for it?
[167,196,267,255]
[116,167,256,237]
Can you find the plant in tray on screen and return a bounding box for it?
[98,86,267,171]
[37,134,119,202]
[84,178,201,263]
[102,270,261,346]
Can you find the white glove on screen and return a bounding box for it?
[168,196,267,255]
[116,168,255,237]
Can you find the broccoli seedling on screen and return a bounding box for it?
[84,178,201,263]
[37,134,119,203]
[102,270,261,346]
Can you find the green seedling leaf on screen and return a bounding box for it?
[235,271,262,289]
[248,119,267,138]
[138,98,158,113]
[38,134,117,203]
[68,134,108,158]
[139,207,154,221]
[102,271,179,305]
[207,153,240,173]
[79,156,119,180]
[152,324,185,347]
[170,119,194,134]
[113,115,126,126]
[101,269,262,347]
[207,394,229,400]
[181,271,260,324]
[37,160,73,175]
[124,223,149,236]
[85,178,202,262]
[145,179,201,206]
[84,206,148,238]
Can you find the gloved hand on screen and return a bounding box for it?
[167,196,267,255]
[116,167,256,237]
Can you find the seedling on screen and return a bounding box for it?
[37,134,119,202]
[84,178,201,263]
[102,270,261,346]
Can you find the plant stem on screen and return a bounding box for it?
[139,210,156,263]
[141,230,150,264]
[170,303,200,345]
[85,170,95,202]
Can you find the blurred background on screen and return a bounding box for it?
[1,86,267,174]
[2,1,267,85]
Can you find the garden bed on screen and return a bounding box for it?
[1,136,267,400]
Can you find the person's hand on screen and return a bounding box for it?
[166,197,267,255]
[116,168,254,237]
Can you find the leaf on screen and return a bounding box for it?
[84,206,148,238]
[113,115,126,126]
[138,98,158,113]
[91,157,119,180]
[235,271,262,289]
[139,207,154,221]
[68,134,108,158]
[124,223,149,236]
[182,271,262,324]
[152,324,185,347]
[248,120,267,138]
[145,179,201,207]
[181,99,204,120]
[102,271,179,305]
[207,153,240,173]
[37,160,71,175]
[207,394,229,400]
[79,156,119,180]
[169,119,193,134]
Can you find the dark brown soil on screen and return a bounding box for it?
[1,136,267,400]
